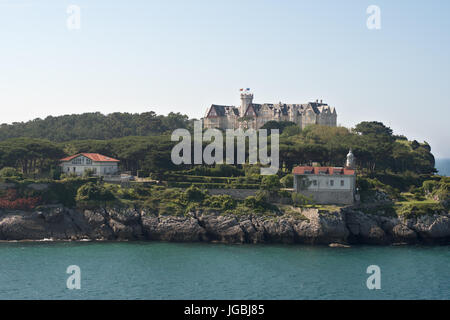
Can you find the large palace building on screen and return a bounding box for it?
[202,90,337,130]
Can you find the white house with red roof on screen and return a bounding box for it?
[60,153,120,176]
[292,150,356,205]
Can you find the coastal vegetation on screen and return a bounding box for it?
[0,111,447,220]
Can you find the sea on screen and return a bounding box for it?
[0,242,448,300]
[436,159,450,176]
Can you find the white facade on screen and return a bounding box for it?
[292,165,356,205]
[294,174,355,192]
[203,92,337,130]
[60,154,119,176]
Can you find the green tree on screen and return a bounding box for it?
[75,182,115,202]
[261,175,281,191]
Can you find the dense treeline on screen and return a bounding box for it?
[0,136,177,177]
[0,115,436,178]
[279,121,435,174]
[0,111,192,142]
[0,138,65,175]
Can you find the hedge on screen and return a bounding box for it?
[167,181,260,189]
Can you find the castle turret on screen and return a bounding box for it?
[240,92,253,116]
[346,149,355,169]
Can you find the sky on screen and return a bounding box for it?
[0,0,449,157]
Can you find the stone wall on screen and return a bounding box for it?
[298,190,354,205]
[207,188,258,200]
[0,182,49,191]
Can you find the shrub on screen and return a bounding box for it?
[177,164,244,177]
[83,168,96,178]
[422,180,438,194]
[410,186,425,200]
[280,174,293,188]
[49,168,61,180]
[244,196,259,209]
[260,175,281,191]
[0,167,22,179]
[244,165,261,176]
[357,176,400,201]
[397,202,445,218]
[0,189,41,211]
[182,185,206,202]
[291,193,314,207]
[167,181,259,189]
[159,201,184,216]
[243,190,278,212]
[356,176,371,192]
[202,195,236,210]
[75,182,116,202]
[431,177,450,201]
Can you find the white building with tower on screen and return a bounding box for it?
[292,150,356,205]
[203,89,337,130]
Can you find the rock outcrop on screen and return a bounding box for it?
[0,205,449,245]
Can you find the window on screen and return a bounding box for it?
[330,180,334,186]
[72,157,84,165]
[86,159,92,164]
[313,180,317,186]
[341,180,345,186]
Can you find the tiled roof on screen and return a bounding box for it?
[292,166,355,176]
[60,153,120,162]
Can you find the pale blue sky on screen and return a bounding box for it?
[1,0,449,157]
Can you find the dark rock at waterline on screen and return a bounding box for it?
[0,205,449,245]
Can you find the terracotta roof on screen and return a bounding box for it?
[292,166,355,176]
[60,153,120,162]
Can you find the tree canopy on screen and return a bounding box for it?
[0,111,437,178]
[0,111,192,142]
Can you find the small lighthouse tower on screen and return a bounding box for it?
[240,89,253,116]
[346,149,355,169]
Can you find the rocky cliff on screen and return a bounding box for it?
[0,205,449,245]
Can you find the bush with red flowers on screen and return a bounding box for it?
[0,189,41,211]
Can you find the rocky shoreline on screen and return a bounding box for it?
[0,205,449,245]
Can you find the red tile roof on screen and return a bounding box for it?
[60,153,120,162]
[293,166,355,176]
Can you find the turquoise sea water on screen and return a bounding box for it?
[436,159,450,176]
[0,242,448,300]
